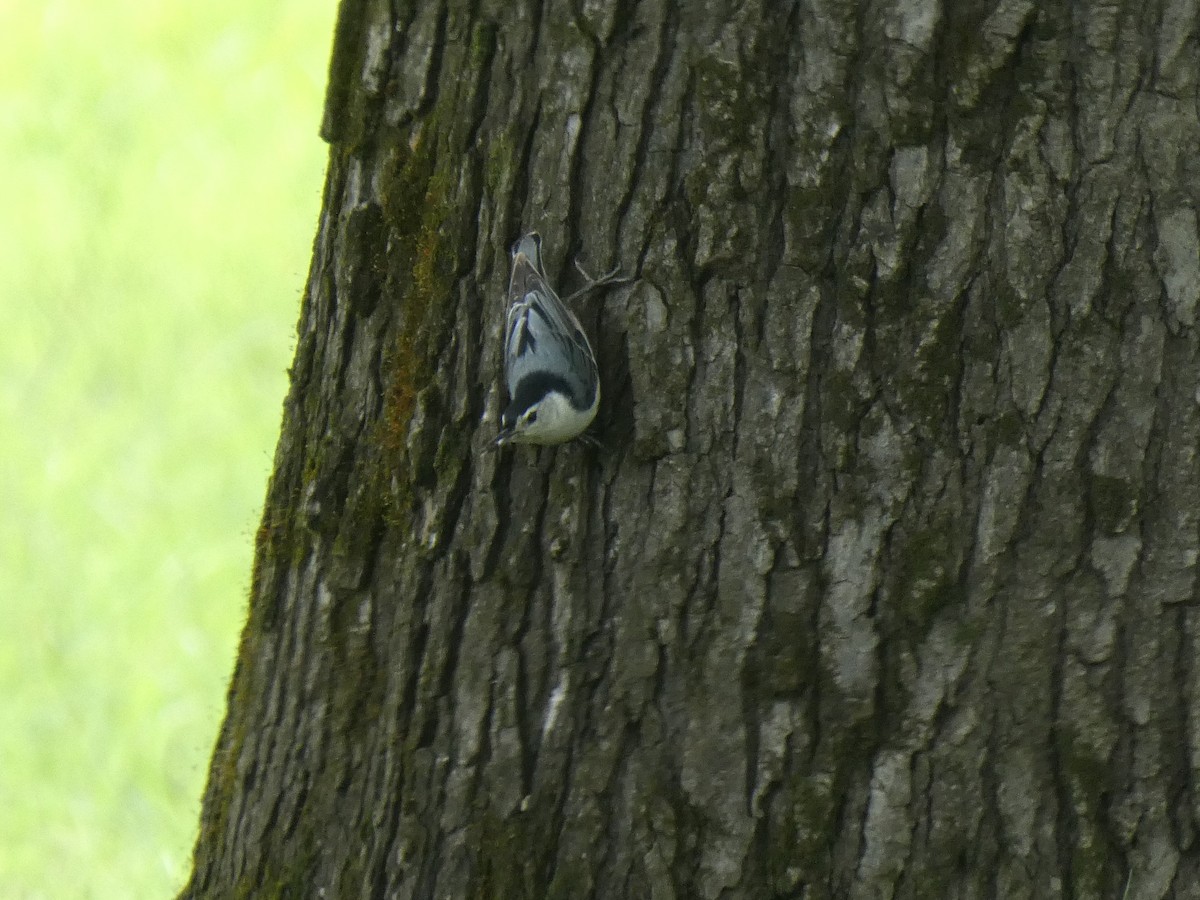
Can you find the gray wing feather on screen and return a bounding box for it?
[504,247,598,406]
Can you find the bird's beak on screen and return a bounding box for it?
[495,428,514,447]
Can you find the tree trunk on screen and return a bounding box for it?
[182,0,1200,897]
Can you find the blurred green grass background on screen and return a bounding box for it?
[0,2,336,896]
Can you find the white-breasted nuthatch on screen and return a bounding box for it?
[497,232,624,446]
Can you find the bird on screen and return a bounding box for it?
[497,232,624,446]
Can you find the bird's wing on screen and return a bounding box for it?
[504,244,598,407]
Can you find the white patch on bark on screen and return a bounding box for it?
[542,674,569,740]
[565,112,581,154]
[823,516,884,703]
[997,749,1039,857]
[856,750,914,893]
[976,446,1032,565]
[751,701,801,817]
[1091,534,1141,597]
[926,158,986,301]
[1154,206,1200,328]
[360,20,390,95]
[886,0,939,50]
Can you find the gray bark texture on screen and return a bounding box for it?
[182,0,1200,897]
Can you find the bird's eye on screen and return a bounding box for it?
[525,410,538,424]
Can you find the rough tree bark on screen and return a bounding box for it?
[182,0,1200,897]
